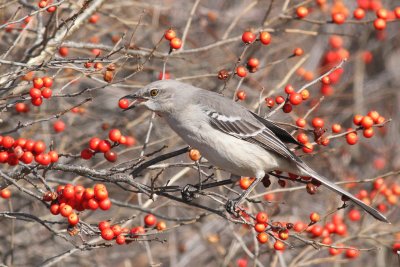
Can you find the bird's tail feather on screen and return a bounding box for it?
[297,163,389,223]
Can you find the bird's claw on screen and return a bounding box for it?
[181,184,199,202]
[225,198,240,216]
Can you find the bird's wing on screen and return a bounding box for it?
[205,110,300,162]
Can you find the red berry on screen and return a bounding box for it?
[99,198,111,210]
[254,223,266,233]
[289,93,302,105]
[30,88,42,98]
[80,148,93,160]
[42,76,53,87]
[144,214,157,226]
[297,133,309,144]
[346,132,358,145]
[345,248,360,259]
[310,212,320,222]
[236,90,246,101]
[293,47,303,56]
[68,213,79,225]
[2,136,15,148]
[98,221,111,231]
[353,8,365,20]
[236,66,247,77]
[284,84,294,94]
[302,143,313,153]
[59,47,69,57]
[282,103,292,113]
[0,189,11,199]
[395,7,400,19]
[15,102,29,113]
[332,123,342,133]
[116,235,126,245]
[119,99,129,109]
[332,13,346,24]
[21,151,34,164]
[33,141,46,154]
[265,97,274,108]
[296,6,309,18]
[259,31,271,45]
[53,120,65,133]
[348,209,361,221]
[41,88,52,99]
[274,240,285,251]
[275,95,285,104]
[88,14,99,24]
[31,97,43,106]
[169,38,182,49]
[33,77,44,89]
[241,31,256,44]
[108,129,122,142]
[256,211,268,223]
[164,29,176,41]
[60,204,73,217]
[97,140,111,153]
[296,118,306,128]
[111,225,122,236]
[257,232,268,244]
[101,228,115,240]
[104,150,117,162]
[376,8,388,20]
[247,57,259,68]
[312,117,324,128]
[329,35,343,49]
[373,18,386,30]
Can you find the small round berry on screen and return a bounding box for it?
[241,31,256,44]
[97,140,111,153]
[254,223,266,233]
[321,76,330,85]
[236,66,247,77]
[99,198,111,210]
[296,6,309,18]
[293,47,304,56]
[282,103,292,113]
[275,95,285,104]
[301,89,310,100]
[247,58,259,68]
[297,133,309,144]
[109,129,122,142]
[116,235,126,245]
[236,90,246,101]
[284,84,294,94]
[348,209,361,221]
[42,76,53,87]
[60,204,73,217]
[88,14,99,23]
[118,99,129,109]
[0,189,11,199]
[332,123,342,133]
[259,31,271,45]
[395,7,400,19]
[373,18,386,30]
[189,149,201,161]
[257,232,268,244]
[353,114,363,125]
[332,13,346,24]
[363,128,374,138]
[376,8,388,20]
[310,212,320,222]
[265,97,274,108]
[33,77,44,89]
[169,38,182,49]
[361,116,374,128]
[289,93,302,105]
[81,148,93,160]
[30,88,42,98]
[144,214,157,226]
[53,120,65,133]
[68,213,79,225]
[296,118,306,128]
[274,240,285,251]
[59,47,69,57]
[345,248,360,259]
[41,87,52,99]
[312,117,324,128]
[164,29,176,41]
[101,228,115,240]
[353,8,365,20]
[156,221,167,231]
[256,211,268,223]
[329,35,343,49]
[346,132,358,145]
[98,221,111,231]
[302,143,314,153]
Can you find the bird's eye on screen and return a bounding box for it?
[149,89,159,97]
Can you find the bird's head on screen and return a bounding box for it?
[121,80,190,114]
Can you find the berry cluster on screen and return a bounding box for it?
[0,136,58,166]
[44,184,112,226]
[37,0,56,12]
[98,214,166,245]
[164,29,182,50]
[29,76,53,106]
[80,129,136,162]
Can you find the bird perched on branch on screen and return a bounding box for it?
[122,79,389,223]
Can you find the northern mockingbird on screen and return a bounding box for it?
[122,79,388,223]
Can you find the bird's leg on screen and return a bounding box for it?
[196,160,202,191]
[225,176,263,215]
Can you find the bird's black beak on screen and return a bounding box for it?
[120,94,147,111]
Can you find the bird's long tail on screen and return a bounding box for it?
[297,163,389,223]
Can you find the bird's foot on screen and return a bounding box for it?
[225,198,241,217]
[181,184,199,202]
